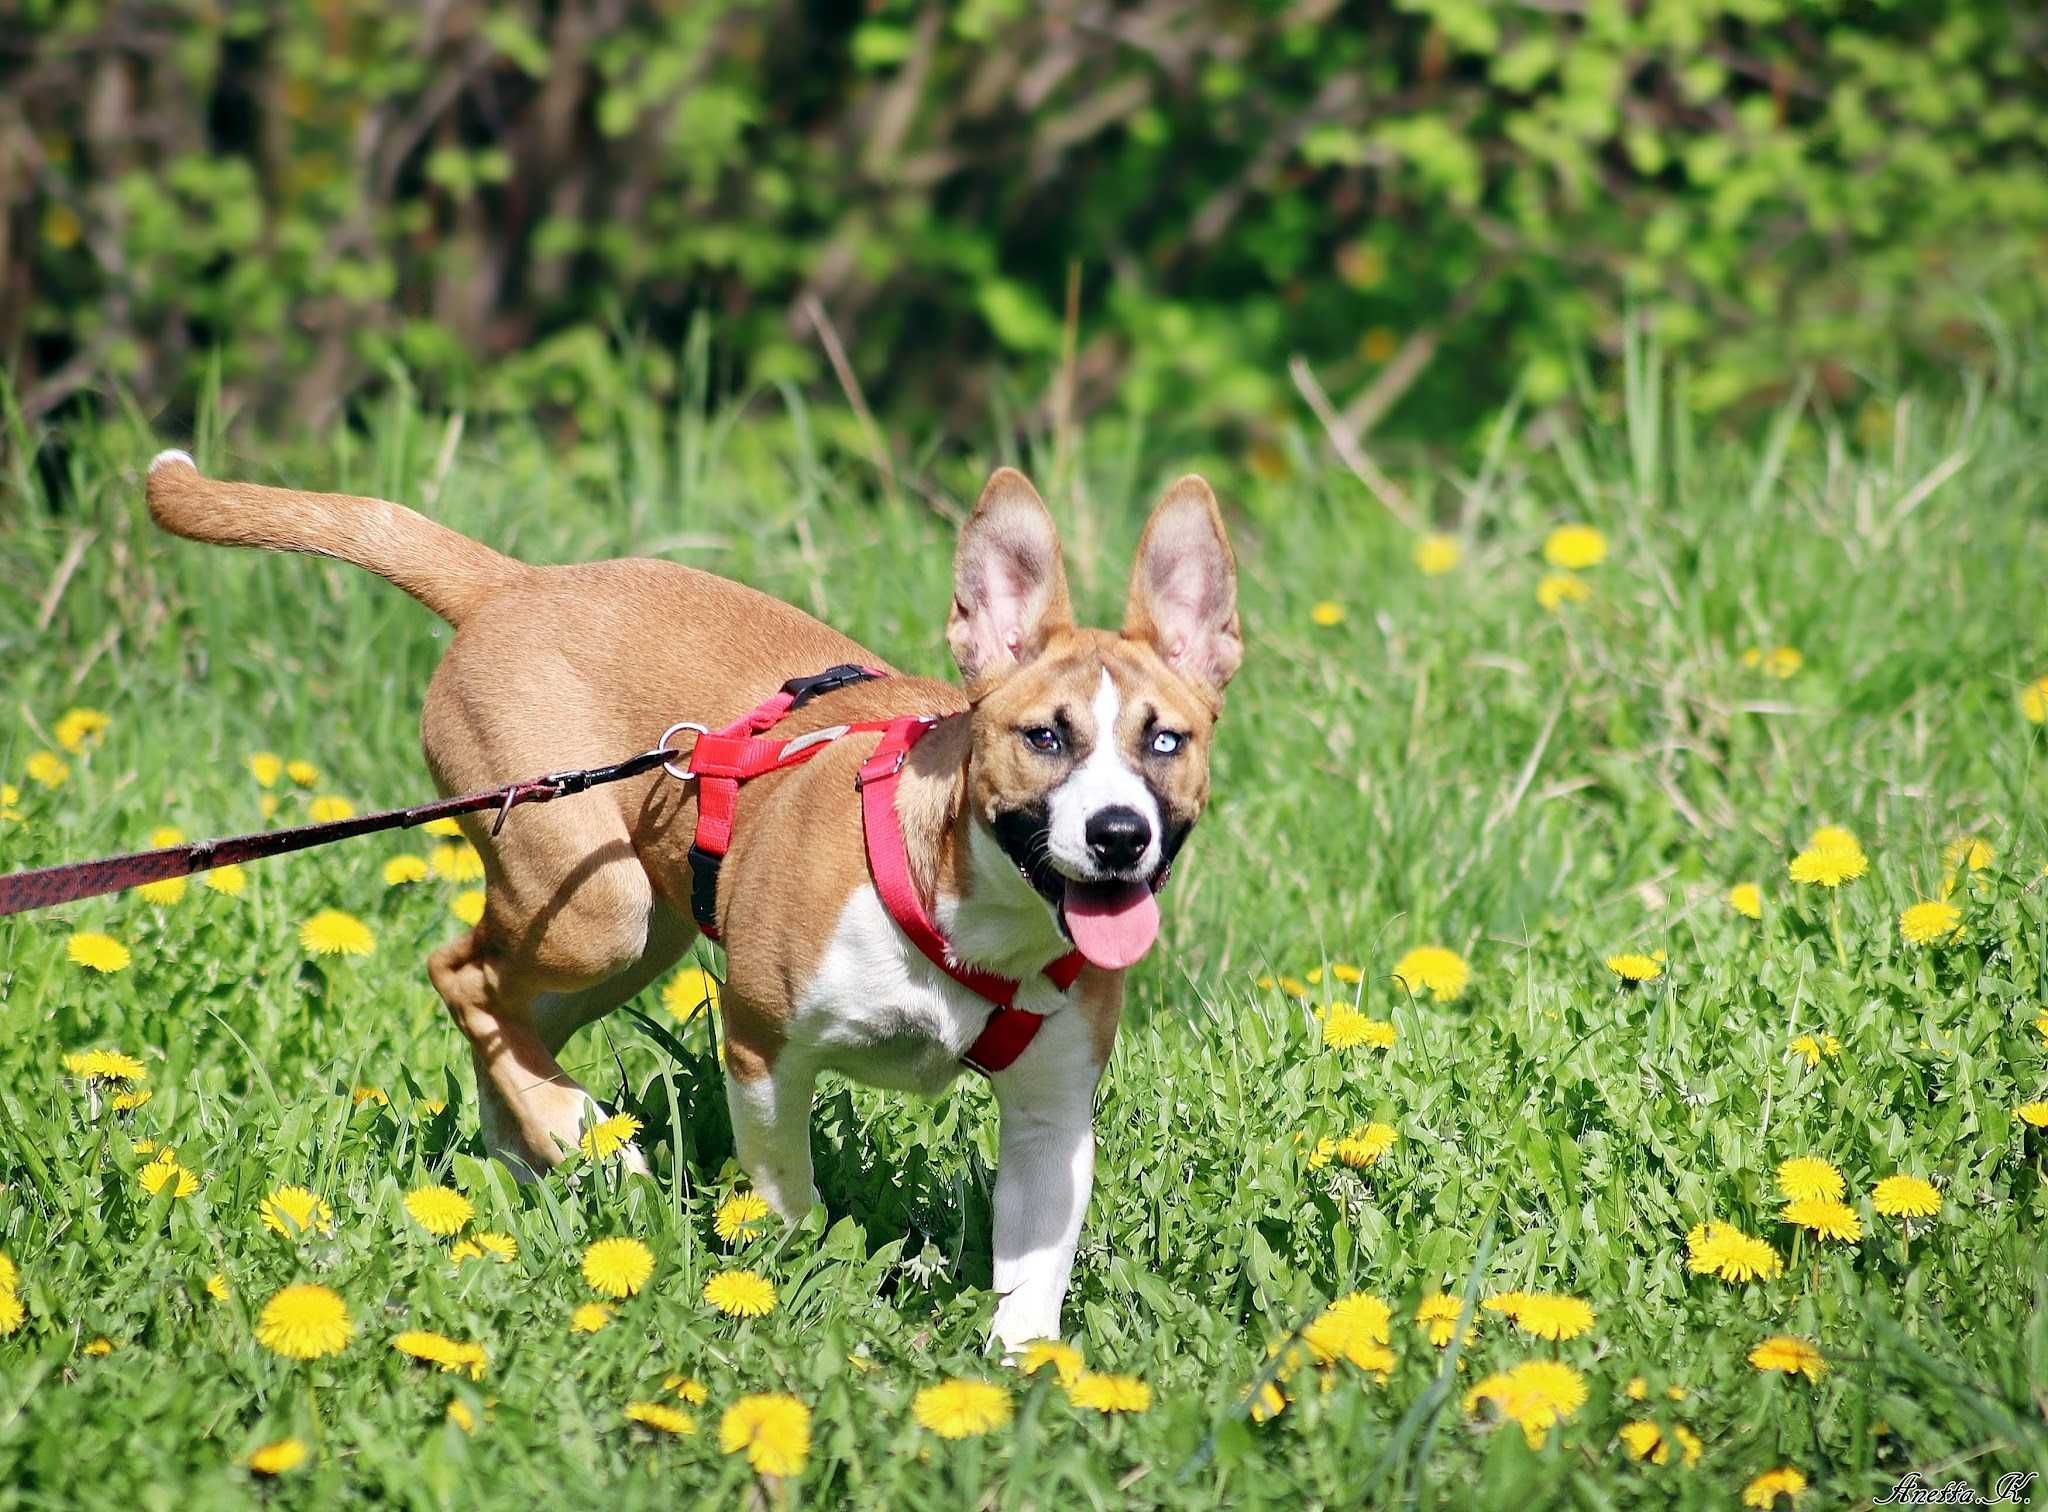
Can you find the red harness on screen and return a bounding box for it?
[677,665,1084,1075]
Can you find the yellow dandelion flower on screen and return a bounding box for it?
[1536,572,1592,610]
[247,752,283,788]
[913,1378,1013,1438]
[579,1113,642,1160]
[1334,1122,1397,1169]
[1391,945,1469,1002]
[351,1086,388,1107]
[1727,882,1762,920]
[1464,1359,1586,1448]
[0,783,19,822]
[2019,676,2048,723]
[25,751,68,788]
[570,1302,612,1334]
[1067,1373,1152,1414]
[625,1400,696,1436]
[1871,1175,1939,1218]
[720,1392,810,1477]
[416,1098,447,1117]
[1482,1290,1530,1321]
[424,817,464,837]
[307,796,355,823]
[1788,845,1865,887]
[432,842,485,882]
[1743,1467,1808,1507]
[451,890,486,926]
[1321,1006,1397,1051]
[1942,837,1994,873]
[1749,1336,1826,1382]
[206,1273,231,1302]
[1309,600,1346,628]
[1899,901,1962,946]
[1776,1157,1845,1202]
[137,875,187,906]
[285,760,319,787]
[148,825,185,848]
[1413,534,1460,576]
[0,1289,22,1336]
[382,855,430,886]
[665,1374,709,1405]
[1619,1419,1701,1467]
[300,910,374,956]
[392,1329,488,1380]
[1245,1378,1288,1422]
[446,1399,477,1433]
[1513,1293,1595,1341]
[259,796,278,820]
[53,708,109,754]
[0,1250,15,1288]
[1605,952,1662,983]
[583,1236,655,1298]
[260,1185,335,1239]
[204,864,247,896]
[702,1268,774,1317]
[1624,1376,1648,1401]
[1806,823,1859,853]
[404,1185,475,1238]
[715,1192,773,1244]
[1543,524,1607,570]
[1788,1032,1841,1067]
[83,1336,115,1356]
[1018,1339,1084,1388]
[66,932,130,973]
[64,1048,145,1082]
[255,1283,353,1359]
[1780,1197,1862,1242]
[139,1152,198,1199]
[1278,974,1311,998]
[111,1087,152,1111]
[2017,1101,2048,1128]
[1415,1294,1475,1348]
[1330,962,1363,983]
[663,964,722,1023]
[469,1231,517,1262]
[1742,646,1802,679]
[247,1438,308,1476]
[1685,1221,1782,1282]
[1303,1294,1395,1376]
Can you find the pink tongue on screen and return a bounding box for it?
[1061,881,1161,970]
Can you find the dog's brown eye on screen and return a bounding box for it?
[1021,726,1063,755]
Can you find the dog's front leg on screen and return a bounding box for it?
[723,1040,820,1219]
[986,1007,1105,1355]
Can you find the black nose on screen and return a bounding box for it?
[1085,806,1152,871]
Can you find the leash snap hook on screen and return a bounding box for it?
[659,721,709,783]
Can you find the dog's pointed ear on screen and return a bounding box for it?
[1124,474,1241,697]
[949,467,1073,691]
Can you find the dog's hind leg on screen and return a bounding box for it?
[722,1032,820,1220]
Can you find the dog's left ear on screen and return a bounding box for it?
[949,467,1073,692]
[1124,474,1242,696]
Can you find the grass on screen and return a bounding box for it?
[2,354,2047,1508]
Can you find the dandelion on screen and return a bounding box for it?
[247,1438,308,1476]
[0,1289,22,1337]
[404,1185,474,1237]
[1391,945,1469,1002]
[393,1329,488,1380]
[1898,901,1962,945]
[0,784,19,822]
[351,1086,388,1108]
[300,910,374,956]
[260,1185,335,1238]
[64,1048,145,1083]
[308,796,356,822]
[139,1152,198,1199]
[424,817,464,837]
[583,1237,655,1298]
[1330,962,1363,983]
[1334,1123,1397,1169]
[570,1303,612,1334]
[285,760,319,787]
[66,932,130,973]
[665,1374,709,1404]
[2017,1102,2048,1128]
[206,1273,231,1302]
[1686,1221,1782,1282]
[1464,1359,1586,1448]
[1788,1033,1841,1067]
[247,752,283,787]
[432,843,485,882]
[1605,952,1662,984]
[1413,534,1460,575]
[1727,883,1762,920]
[204,864,247,896]
[1536,572,1591,610]
[715,1192,772,1244]
[138,876,187,905]
[1018,1339,1084,1387]
[51,707,108,754]
[703,1268,775,1317]
[913,1379,1013,1438]
[1741,646,1802,679]
[451,1231,519,1266]
[451,890,486,926]
[447,1399,477,1432]
[2019,676,2048,723]
[1871,1175,1939,1219]
[26,751,69,788]
[1321,1006,1396,1051]
[382,855,429,886]
[1788,846,1864,887]
[721,1392,810,1476]
[1245,1379,1288,1422]
[1543,525,1607,570]
[1067,1373,1152,1414]
[1618,1419,1702,1467]
[579,1113,642,1160]
[1776,1157,1845,1202]
[1416,1294,1475,1348]
[83,1337,115,1356]
[112,1087,152,1111]
[663,964,721,1023]
[1942,836,1994,873]
[255,1283,352,1359]
[1512,1293,1595,1341]
[625,1401,696,1436]
[1309,601,1345,628]
[1749,1336,1826,1382]
[1303,1294,1395,1376]
[1743,1467,1808,1507]
[1781,1197,1862,1242]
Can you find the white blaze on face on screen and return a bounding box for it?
[1045,670,1162,880]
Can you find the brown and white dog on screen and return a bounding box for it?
[145,452,1240,1351]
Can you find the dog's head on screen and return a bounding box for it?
[949,467,1241,971]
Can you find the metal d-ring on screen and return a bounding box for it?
[659,721,708,783]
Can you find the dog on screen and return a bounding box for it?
[145,452,1240,1351]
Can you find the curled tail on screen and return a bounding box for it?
[144,450,528,627]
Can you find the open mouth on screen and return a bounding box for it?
[1055,877,1162,971]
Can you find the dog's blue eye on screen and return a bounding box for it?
[1022,727,1063,755]
[1150,730,1184,756]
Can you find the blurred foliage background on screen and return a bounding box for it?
[4,0,2046,454]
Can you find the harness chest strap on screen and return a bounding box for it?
[682,666,1084,1075]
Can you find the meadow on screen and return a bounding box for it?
[2,355,2046,1508]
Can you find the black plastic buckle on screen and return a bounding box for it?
[686,844,723,931]
[780,663,878,709]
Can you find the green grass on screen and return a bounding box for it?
[3,357,2048,1508]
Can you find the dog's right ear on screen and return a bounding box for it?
[948,467,1072,692]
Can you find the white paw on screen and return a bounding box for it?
[148,448,195,475]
